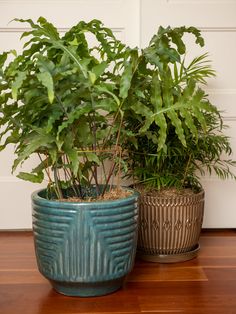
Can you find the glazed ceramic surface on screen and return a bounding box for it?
[32,188,139,296]
[138,190,204,263]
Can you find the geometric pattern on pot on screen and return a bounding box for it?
[137,190,204,256]
[32,192,139,283]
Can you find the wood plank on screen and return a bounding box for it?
[0,231,236,314]
[0,270,47,284]
[128,266,207,282]
[130,280,236,313]
[0,284,141,314]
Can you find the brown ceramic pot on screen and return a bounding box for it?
[137,189,204,263]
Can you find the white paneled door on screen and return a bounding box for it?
[0,0,236,228]
[141,0,236,227]
[0,0,140,229]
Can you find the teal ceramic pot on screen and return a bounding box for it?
[31,187,139,297]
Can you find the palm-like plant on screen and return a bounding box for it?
[124,26,236,191]
[129,114,236,191]
[1,21,235,199]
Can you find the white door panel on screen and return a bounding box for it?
[141,0,236,227]
[0,0,140,229]
[1,0,235,228]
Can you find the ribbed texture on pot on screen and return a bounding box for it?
[32,189,139,283]
[138,190,204,255]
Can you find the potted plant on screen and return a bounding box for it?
[0,17,140,296]
[124,26,236,262]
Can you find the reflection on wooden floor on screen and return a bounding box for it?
[1,229,236,314]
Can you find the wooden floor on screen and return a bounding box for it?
[1,230,236,314]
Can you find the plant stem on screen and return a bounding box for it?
[89,91,100,196]
[182,153,192,189]
[63,155,79,197]
[116,146,122,189]
[37,153,52,184]
[53,166,63,199]
[102,115,124,195]
[101,100,124,150]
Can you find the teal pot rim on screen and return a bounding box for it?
[31,186,140,209]
[32,185,139,296]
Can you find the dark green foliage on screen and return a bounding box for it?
[0,17,131,199]
[128,117,236,191]
[1,19,235,198]
[124,26,236,191]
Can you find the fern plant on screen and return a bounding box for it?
[0,17,134,200]
[124,26,236,191]
[1,20,235,199]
